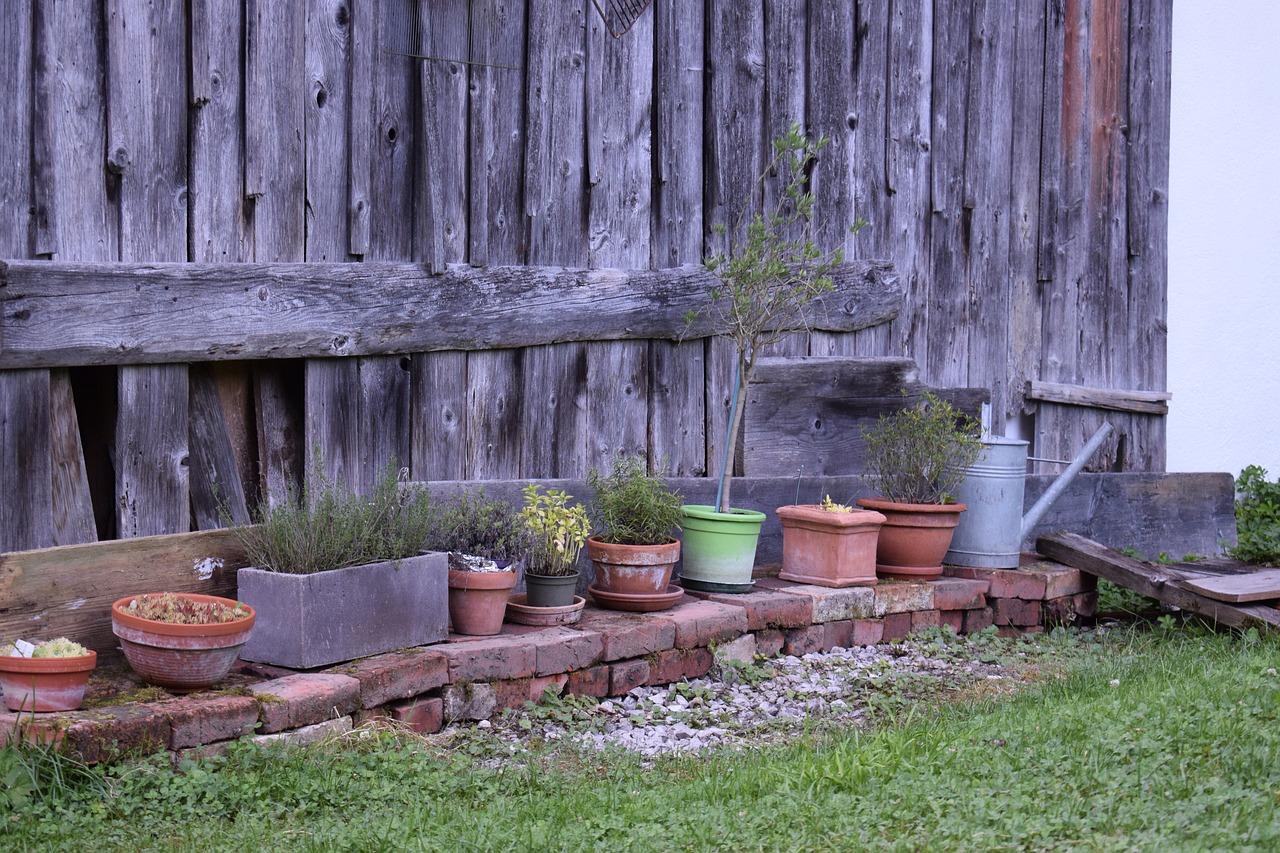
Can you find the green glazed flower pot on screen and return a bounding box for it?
[678,505,766,593]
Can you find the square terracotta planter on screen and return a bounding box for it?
[776,505,886,588]
[238,552,447,669]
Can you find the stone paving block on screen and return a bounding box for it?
[940,610,966,634]
[823,620,854,650]
[567,665,611,698]
[438,635,537,683]
[253,716,352,749]
[873,580,935,616]
[336,649,450,709]
[713,634,757,664]
[882,612,913,642]
[442,682,497,721]
[520,627,604,676]
[993,598,1043,627]
[931,578,988,611]
[758,577,876,622]
[256,673,362,734]
[683,587,812,630]
[963,607,994,634]
[911,609,941,632]
[575,608,677,661]
[949,567,1046,600]
[783,625,825,657]
[62,704,172,764]
[754,629,785,658]
[388,697,444,734]
[163,695,261,749]
[608,659,651,696]
[659,599,750,650]
[851,619,884,646]
[646,648,714,685]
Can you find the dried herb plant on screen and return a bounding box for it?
[587,454,683,546]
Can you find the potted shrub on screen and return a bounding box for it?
[110,592,255,692]
[585,454,684,608]
[233,459,445,669]
[519,484,590,608]
[680,124,862,592]
[776,495,886,588]
[0,637,97,712]
[856,393,983,579]
[429,488,529,636]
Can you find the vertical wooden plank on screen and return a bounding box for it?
[107,0,190,537]
[347,0,372,256]
[586,340,650,471]
[650,0,706,476]
[49,373,97,544]
[189,365,250,529]
[254,361,305,505]
[415,0,470,270]
[0,8,32,258]
[522,344,590,477]
[365,1,418,261]
[466,350,524,480]
[410,351,468,480]
[358,356,412,489]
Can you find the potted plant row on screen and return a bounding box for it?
[1,637,97,712]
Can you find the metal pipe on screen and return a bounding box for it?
[1019,422,1114,540]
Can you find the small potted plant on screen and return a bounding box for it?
[519,484,590,609]
[776,494,886,588]
[233,457,444,669]
[110,592,255,692]
[856,393,983,579]
[429,488,530,635]
[0,637,98,712]
[586,454,684,609]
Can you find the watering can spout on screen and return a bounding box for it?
[1019,422,1114,541]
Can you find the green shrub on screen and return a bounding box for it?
[861,393,983,504]
[587,454,683,546]
[1229,465,1280,566]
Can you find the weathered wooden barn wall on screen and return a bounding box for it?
[0,0,1172,551]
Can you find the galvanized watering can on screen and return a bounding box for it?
[944,418,1113,569]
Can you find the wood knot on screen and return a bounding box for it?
[107,146,130,174]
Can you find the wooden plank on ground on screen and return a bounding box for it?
[0,529,248,658]
[1036,532,1280,630]
[1181,571,1280,604]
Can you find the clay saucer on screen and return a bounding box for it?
[505,594,585,626]
[587,583,686,613]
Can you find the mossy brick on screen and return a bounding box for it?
[683,587,812,630]
[337,649,450,709]
[491,674,571,711]
[754,628,785,658]
[163,695,260,749]
[566,665,611,698]
[783,625,825,656]
[62,704,171,764]
[713,634,757,664]
[949,567,1047,600]
[993,597,1043,627]
[757,577,876,622]
[646,648,714,685]
[963,607,994,634]
[931,578,988,611]
[911,609,942,632]
[253,716,352,749]
[873,580,935,616]
[255,673,361,734]
[575,609,676,661]
[442,682,497,721]
[389,697,444,734]
[608,659,651,696]
[0,712,65,748]
[940,610,966,634]
[658,599,749,649]
[852,619,884,646]
[882,612,913,642]
[437,635,536,683]
[823,620,854,651]
[520,627,603,676]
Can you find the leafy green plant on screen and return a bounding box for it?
[586,454,683,546]
[234,455,433,575]
[861,393,983,504]
[121,593,250,625]
[426,488,530,563]
[1229,465,1280,566]
[688,124,864,513]
[29,637,89,658]
[520,485,590,577]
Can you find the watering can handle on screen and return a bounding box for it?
[1019,422,1114,540]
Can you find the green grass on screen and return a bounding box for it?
[4,626,1278,852]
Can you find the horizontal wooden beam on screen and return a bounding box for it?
[1026,379,1171,415]
[0,260,902,369]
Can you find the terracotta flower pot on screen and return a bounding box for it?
[586,536,680,596]
[776,505,886,588]
[855,498,967,580]
[448,568,517,636]
[111,594,255,693]
[0,650,97,713]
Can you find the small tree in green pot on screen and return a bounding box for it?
[681,124,862,592]
[520,485,590,608]
[856,393,983,580]
[586,454,684,603]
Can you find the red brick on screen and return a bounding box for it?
[646,648,714,685]
[873,580,935,616]
[851,619,884,646]
[783,625,825,656]
[389,697,444,734]
[940,610,966,634]
[338,649,450,708]
[882,612,913,642]
[566,665,611,699]
[62,704,171,764]
[0,712,65,748]
[823,620,854,650]
[911,609,941,632]
[519,627,603,676]
[576,609,676,661]
[754,629,785,658]
[993,598,1043,627]
[490,674,569,710]
[1044,592,1099,625]
[962,607,994,634]
[438,635,536,683]
[256,673,361,734]
[683,588,812,630]
[948,567,1047,600]
[759,577,875,622]
[659,600,749,649]
[1039,564,1096,599]
[163,695,260,749]
[608,659,651,695]
[931,578,988,611]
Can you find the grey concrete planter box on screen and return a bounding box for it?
[237,552,448,669]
